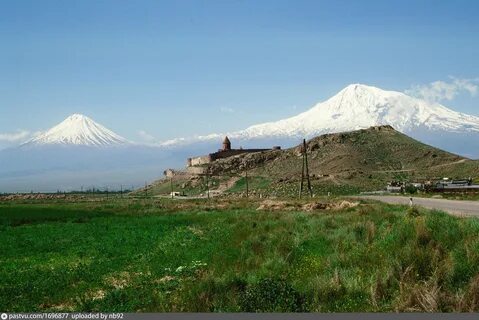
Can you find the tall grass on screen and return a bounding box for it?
[0,199,478,312]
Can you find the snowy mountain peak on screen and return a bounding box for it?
[231,83,479,140]
[23,114,129,147]
[345,83,399,99]
[341,83,374,92]
[159,83,479,148]
[65,113,89,121]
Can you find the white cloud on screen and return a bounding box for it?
[405,77,479,103]
[138,130,156,142]
[0,130,31,142]
[220,107,235,113]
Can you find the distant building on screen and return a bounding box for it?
[385,178,479,193]
[411,182,424,190]
[432,178,479,192]
[186,136,280,167]
[386,181,404,193]
[386,185,403,193]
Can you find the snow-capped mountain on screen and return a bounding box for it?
[159,84,479,157]
[235,84,479,139]
[0,114,168,192]
[23,114,129,147]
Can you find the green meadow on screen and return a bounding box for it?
[1,198,478,312]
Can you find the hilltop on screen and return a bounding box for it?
[146,125,479,196]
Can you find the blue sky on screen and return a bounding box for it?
[1,0,479,148]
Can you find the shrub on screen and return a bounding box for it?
[461,275,479,311]
[405,185,418,194]
[407,206,421,218]
[239,278,307,312]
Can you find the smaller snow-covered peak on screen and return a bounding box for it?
[23,114,130,147]
[66,113,88,120]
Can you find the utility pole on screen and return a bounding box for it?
[299,142,305,198]
[299,138,313,198]
[304,140,313,197]
[170,177,174,199]
[206,173,210,200]
[245,168,249,198]
[206,166,210,200]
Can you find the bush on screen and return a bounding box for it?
[407,206,421,218]
[239,278,307,312]
[405,185,418,194]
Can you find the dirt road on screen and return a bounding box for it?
[358,195,479,217]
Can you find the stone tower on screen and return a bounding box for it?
[222,136,231,151]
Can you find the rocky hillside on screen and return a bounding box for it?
[147,126,479,196]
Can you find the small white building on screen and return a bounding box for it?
[386,185,402,193]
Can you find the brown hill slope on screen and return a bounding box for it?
[145,126,479,196]
[207,125,479,194]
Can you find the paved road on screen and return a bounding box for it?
[358,195,479,217]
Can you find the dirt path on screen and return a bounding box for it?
[429,159,468,169]
[216,176,241,193]
[370,159,469,174]
[372,169,414,173]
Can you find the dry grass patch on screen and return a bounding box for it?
[256,199,358,212]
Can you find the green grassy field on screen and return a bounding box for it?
[1,198,479,312]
